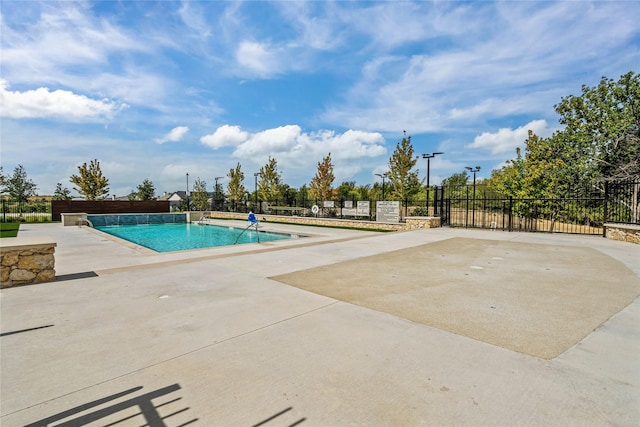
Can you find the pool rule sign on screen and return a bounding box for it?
[376,201,400,223]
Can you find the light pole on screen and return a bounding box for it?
[186,173,190,211]
[213,176,223,211]
[375,173,388,200]
[254,172,259,213]
[465,166,481,227]
[422,152,444,211]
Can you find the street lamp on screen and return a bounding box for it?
[254,172,259,213]
[213,176,223,211]
[186,173,190,211]
[465,166,481,227]
[422,152,444,211]
[375,173,388,200]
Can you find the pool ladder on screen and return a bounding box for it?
[233,221,260,245]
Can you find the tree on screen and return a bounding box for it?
[227,163,246,210]
[387,133,422,200]
[53,183,73,200]
[258,156,282,204]
[336,181,358,201]
[70,159,110,200]
[280,183,297,206]
[554,71,639,186]
[191,178,209,210]
[135,179,156,200]
[4,165,37,202]
[309,153,335,200]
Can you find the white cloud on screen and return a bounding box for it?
[227,125,386,179]
[200,125,248,149]
[236,41,282,77]
[467,120,553,154]
[0,79,125,120]
[155,126,190,144]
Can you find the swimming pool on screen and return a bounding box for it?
[94,223,300,252]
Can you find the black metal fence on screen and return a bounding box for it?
[1,199,53,223]
[435,181,639,235]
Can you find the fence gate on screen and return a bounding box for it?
[434,182,639,236]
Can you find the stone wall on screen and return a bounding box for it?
[605,223,640,245]
[192,211,441,232]
[1,236,56,288]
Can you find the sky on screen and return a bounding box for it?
[1,0,639,197]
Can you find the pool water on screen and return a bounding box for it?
[94,223,299,252]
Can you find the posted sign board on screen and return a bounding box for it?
[376,201,400,223]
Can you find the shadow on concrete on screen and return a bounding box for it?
[252,406,306,426]
[56,271,99,281]
[0,324,54,337]
[24,384,197,427]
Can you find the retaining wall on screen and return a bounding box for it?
[1,236,56,288]
[605,223,640,245]
[189,211,441,231]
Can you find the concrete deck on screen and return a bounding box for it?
[1,222,639,426]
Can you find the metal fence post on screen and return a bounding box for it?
[602,182,609,237]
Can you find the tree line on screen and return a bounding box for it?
[2,72,637,208]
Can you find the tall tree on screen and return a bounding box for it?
[309,153,335,200]
[53,183,73,200]
[4,165,37,202]
[258,156,281,204]
[135,179,156,200]
[336,181,358,201]
[70,159,110,200]
[191,177,209,210]
[387,133,422,200]
[226,162,246,210]
[554,71,639,186]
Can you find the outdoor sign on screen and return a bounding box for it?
[323,200,335,208]
[344,200,353,208]
[376,201,400,223]
[357,201,370,216]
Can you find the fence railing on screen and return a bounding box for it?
[1,199,53,223]
[435,181,639,235]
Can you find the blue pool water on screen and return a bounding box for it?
[94,223,299,252]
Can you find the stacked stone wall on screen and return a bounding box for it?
[605,224,640,245]
[198,211,441,231]
[1,238,56,288]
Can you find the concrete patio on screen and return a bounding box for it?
[1,222,639,426]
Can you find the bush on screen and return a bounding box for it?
[410,207,430,216]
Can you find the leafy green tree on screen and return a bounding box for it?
[258,156,282,204]
[70,159,110,200]
[53,183,73,200]
[309,153,335,200]
[336,181,359,201]
[387,133,422,200]
[356,183,372,200]
[555,71,639,186]
[135,179,156,200]
[227,162,246,210]
[0,166,6,194]
[4,165,37,202]
[279,183,297,206]
[296,184,310,207]
[191,178,209,210]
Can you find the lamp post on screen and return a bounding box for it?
[465,166,481,227]
[186,173,190,211]
[422,152,444,211]
[254,172,259,213]
[213,176,223,211]
[375,173,388,200]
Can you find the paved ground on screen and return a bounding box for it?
[1,222,639,426]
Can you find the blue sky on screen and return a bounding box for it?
[1,0,639,197]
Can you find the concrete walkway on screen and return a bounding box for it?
[1,223,638,426]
